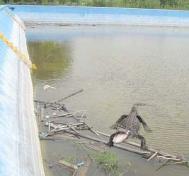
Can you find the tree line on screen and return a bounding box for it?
[1,0,189,10]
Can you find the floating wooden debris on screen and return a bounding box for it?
[95,130,185,164]
[40,122,189,168]
[55,89,84,103]
[35,95,188,171]
[59,160,78,170]
[58,158,91,176]
[77,158,91,176]
[35,89,83,106]
[147,151,158,161]
[156,160,170,171]
[58,160,78,176]
[40,128,150,155]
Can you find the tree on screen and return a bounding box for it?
[160,0,177,7]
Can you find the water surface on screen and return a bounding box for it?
[28,25,189,175]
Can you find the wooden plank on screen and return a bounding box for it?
[96,130,179,159]
[55,89,84,103]
[77,158,91,176]
[40,130,150,155]
[59,160,78,170]
[147,151,158,161]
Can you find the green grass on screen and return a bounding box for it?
[93,151,120,176]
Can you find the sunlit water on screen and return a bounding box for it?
[27,26,189,175]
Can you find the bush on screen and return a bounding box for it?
[2,0,189,10]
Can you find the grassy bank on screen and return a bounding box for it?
[1,0,189,10]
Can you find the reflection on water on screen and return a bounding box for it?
[28,26,189,176]
[28,41,71,81]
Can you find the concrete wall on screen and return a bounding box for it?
[10,5,189,27]
[0,6,45,176]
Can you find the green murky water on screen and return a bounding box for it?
[27,25,189,176]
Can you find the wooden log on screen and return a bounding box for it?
[59,160,78,170]
[48,122,51,131]
[147,151,158,161]
[41,123,185,164]
[70,127,80,134]
[84,123,99,136]
[44,122,86,137]
[167,161,189,166]
[34,99,57,105]
[40,130,150,155]
[34,90,84,106]
[77,158,91,176]
[40,106,44,122]
[55,89,84,103]
[156,159,170,171]
[89,128,100,136]
[35,103,41,122]
[96,130,179,160]
[45,113,73,119]
[34,100,66,110]
[59,160,78,176]
[45,112,86,120]
[96,131,142,148]
[45,122,85,130]
[157,155,182,162]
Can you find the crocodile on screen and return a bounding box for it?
[107,105,152,150]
